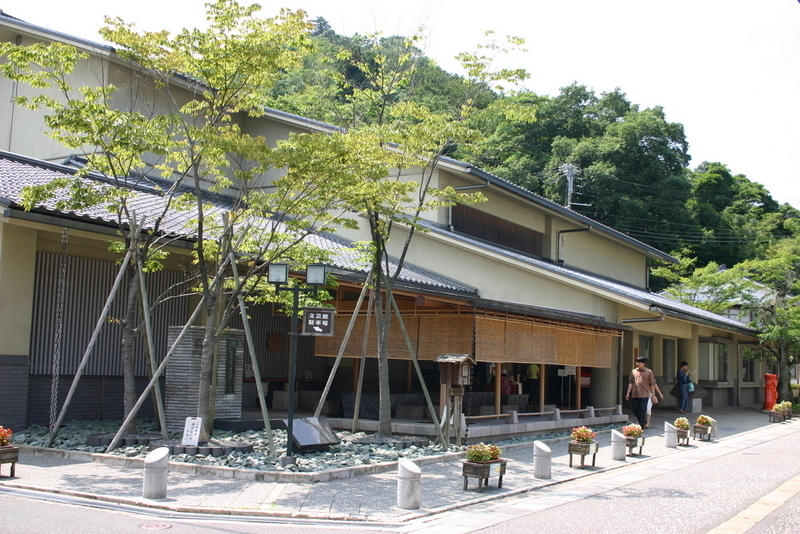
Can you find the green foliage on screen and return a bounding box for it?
[465,442,501,462]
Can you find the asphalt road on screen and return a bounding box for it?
[5,420,800,533]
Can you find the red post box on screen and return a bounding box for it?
[764,374,778,410]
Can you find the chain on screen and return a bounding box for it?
[49,228,69,429]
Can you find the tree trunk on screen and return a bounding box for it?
[778,342,793,401]
[197,298,218,433]
[120,271,140,434]
[374,286,393,435]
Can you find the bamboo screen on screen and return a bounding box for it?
[474,316,614,368]
[313,312,418,360]
[314,310,615,367]
[416,315,473,360]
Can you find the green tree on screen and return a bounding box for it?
[732,238,800,401]
[279,30,528,434]
[1,0,366,436]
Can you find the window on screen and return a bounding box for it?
[699,341,729,382]
[742,347,758,384]
[452,205,543,257]
[662,339,676,382]
[639,335,653,360]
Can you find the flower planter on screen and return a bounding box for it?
[676,428,690,446]
[0,445,19,477]
[568,440,598,468]
[462,459,507,492]
[693,424,712,441]
[625,436,645,456]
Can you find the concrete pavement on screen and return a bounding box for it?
[0,406,794,525]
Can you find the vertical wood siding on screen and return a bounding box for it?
[29,252,187,376]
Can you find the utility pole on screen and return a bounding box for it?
[560,163,590,209]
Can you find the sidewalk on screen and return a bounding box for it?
[0,406,790,523]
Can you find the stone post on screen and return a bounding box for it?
[509,410,518,424]
[533,441,552,479]
[611,430,627,461]
[708,416,718,440]
[553,408,561,421]
[397,459,421,510]
[142,447,170,499]
[664,422,677,448]
[615,404,623,416]
[587,406,595,418]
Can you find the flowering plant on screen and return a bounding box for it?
[465,442,502,463]
[0,426,12,446]
[621,424,643,437]
[696,415,713,426]
[674,417,690,430]
[570,426,596,443]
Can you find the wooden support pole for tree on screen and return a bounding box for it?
[229,254,275,456]
[352,288,375,433]
[106,249,238,453]
[137,255,168,440]
[389,294,446,447]
[46,242,135,447]
[314,269,374,418]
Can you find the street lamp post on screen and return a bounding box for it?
[269,263,326,463]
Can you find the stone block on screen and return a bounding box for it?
[395,405,424,420]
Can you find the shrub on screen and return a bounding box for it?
[571,426,596,442]
[465,442,501,462]
[696,415,713,426]
[674,417,690,430]
[621,424,643,437]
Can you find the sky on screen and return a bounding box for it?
[4,0,800,208]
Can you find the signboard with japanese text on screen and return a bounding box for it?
[302,307,334,336]
[181,417,208,446]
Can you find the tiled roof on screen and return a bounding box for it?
[0,150,475,296]
[438,157,678,264]
[418,219,758,336]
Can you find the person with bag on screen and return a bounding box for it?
[646,380,665,428]
[677,361,693,414]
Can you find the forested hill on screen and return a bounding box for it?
[267,18,799,288]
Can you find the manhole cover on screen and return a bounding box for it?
[140,524,172,530]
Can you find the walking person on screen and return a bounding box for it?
[677,361,693,414]
[626,357,658,427]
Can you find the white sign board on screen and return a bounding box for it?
[181,417,208,446]
[565,366,577,376]
[489,463,502,478]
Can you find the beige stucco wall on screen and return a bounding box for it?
[0,30,113,160]
[0,221,37,355]
[553,220,648,288]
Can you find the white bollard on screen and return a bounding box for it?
[142,447,170,499]
[509,410,518,424]
[664,422,677,448]
[397,459,421,510]
[708,416,718,440]
[587,406,596,418]
[611,430,627,461]
[553,408,561,421]
[533,441,552,479]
